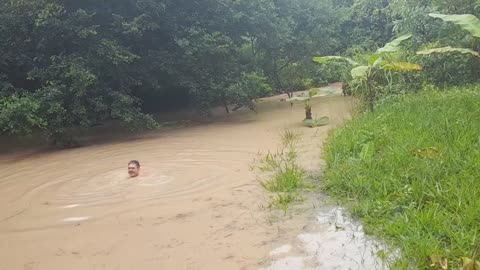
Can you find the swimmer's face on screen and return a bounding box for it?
[128,163,140,178]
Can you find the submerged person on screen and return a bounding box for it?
[128,160,141,178]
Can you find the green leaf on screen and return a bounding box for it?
[312,56,359,66]
[303,116,329,127]
[381,61,422,71]
[417,46,480,57]
[376,34,412,53]
[429,13,480,38]
[368,54,382,65]
[351,66,369,79]
[359,142,374,160]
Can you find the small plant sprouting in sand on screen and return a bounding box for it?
[252,128,305,215]
[280,128,302,146]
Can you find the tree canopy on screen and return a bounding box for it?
[2,0,480,144]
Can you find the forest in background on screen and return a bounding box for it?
[1,0,480,144]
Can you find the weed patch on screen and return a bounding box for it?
[252,129,306,214]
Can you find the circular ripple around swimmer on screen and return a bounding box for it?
[1,147,249,233]
[1,159,239,233]
[49,157,241,208]
[50,168,176,207]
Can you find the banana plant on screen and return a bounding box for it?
[417,13,480,57]
[313,34,422,111]
[287,88,319,120]
[286,88,330,127]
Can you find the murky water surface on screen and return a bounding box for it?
[0,85,385,270]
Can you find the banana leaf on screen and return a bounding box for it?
[351,65,369,79]
[429,13,480,38]
[417,46,479,57]
[376,34,412,53]
[312,56,359,66]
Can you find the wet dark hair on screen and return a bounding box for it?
[128,160,140,168]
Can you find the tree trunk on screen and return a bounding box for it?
[222,95,230,114]
[305,106,312,120]
[272,56,288,96]
[224,103,230,114]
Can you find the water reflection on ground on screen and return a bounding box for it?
[263,207,395,270]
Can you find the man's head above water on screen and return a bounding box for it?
[128,160,140,178]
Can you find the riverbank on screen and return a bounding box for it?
[323,86,480,269]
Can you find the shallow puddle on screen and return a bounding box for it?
[263,207,392,270]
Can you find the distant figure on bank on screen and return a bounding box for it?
[128,160,140,178]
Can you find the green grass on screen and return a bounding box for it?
[323,86,480,269]
[260,163,304,193]
[253,129,305,214]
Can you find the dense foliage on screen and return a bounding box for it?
[2,0,480,143]
[0,0,342,143]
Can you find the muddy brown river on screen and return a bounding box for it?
[0,86,382,270]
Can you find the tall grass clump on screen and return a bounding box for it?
[252,129,305,214]
[323,86,480,269]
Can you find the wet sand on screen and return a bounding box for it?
[0,86,361,270]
